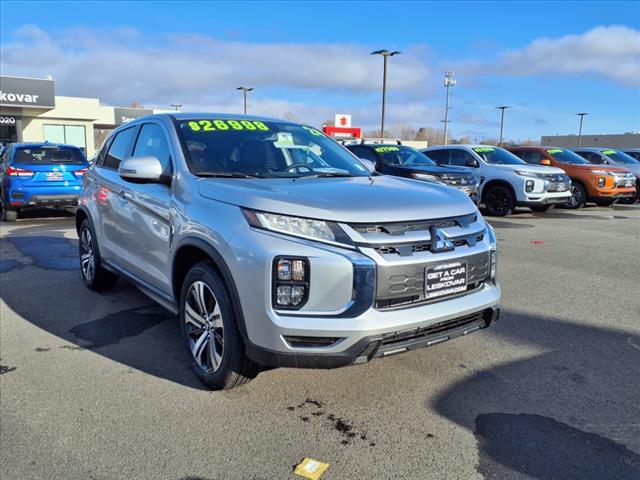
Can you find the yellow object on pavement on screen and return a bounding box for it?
[294,458,330,479]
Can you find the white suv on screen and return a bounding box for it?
[423,145,572,216]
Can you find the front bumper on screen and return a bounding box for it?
[518,190,572,206]
[226,218,500,367]
[247,306,500,368]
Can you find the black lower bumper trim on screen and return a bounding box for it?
[245,307,500,369]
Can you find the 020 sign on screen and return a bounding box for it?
[0,116,17,125]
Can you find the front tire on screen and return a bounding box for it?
[564,183,586,209]
[484,185,515,217]
[79,219,118,291]
[180,262,260,390]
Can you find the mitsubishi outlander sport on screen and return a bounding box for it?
[424,145,572,216]
[77,114,500,390]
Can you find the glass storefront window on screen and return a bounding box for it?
[43,124,87,153]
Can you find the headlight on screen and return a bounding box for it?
[515,171,545,178]
[411,173,441,182]
[243,209,354,248]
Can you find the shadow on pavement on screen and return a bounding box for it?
[1,226,207,390]
[432,310,640,479]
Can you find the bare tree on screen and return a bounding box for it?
[130,102,144,108]
[282,111,299,123]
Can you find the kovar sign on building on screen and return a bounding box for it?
[0,76,55,108]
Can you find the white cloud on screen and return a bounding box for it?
[0,25,430,107]
[460,25,640,87]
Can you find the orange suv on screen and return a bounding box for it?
[509,146,636,208]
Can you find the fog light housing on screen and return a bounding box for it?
[273,257,309,309]
[525,180,534,193]
[598,177,605,188]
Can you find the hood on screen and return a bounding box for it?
[615,163,640,176]
[397,165,473,176]
[563,163,633,174]
[198,175,478,223]
[490,164,566,175]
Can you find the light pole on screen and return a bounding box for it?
[496,105,511,147]
[236,87,254,115]
[371,49,401,139]
[575,112,589,147]
[442,71,456,145]
[170,104,182,111]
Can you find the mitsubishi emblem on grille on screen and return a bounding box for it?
[429,225,455,253]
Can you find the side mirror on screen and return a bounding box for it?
[540,158,552,166]
[465,158,479,168]
[118,156,165,183]
[358,158,376,173]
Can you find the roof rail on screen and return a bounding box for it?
[359,137,403,145]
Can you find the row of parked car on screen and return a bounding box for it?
[1,139,637,222]
[345,142,640,216]
[0,114,637,390]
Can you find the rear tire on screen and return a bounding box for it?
[180,261,260,390]
[79,218,118,291]
[484,185,515,217]
[564,183,586,209]
[530,205,551,213]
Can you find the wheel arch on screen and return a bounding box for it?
[481,179,516,204]
[75,205,90,235]
[172,238,248,340]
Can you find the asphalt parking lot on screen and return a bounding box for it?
[1,205,639,480]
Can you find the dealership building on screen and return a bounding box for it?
[0,75,170,156]
[541,133,640,149]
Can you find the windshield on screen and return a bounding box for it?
[177,119,370,178]
[472,146,525,165]
[602,149,640,165]
[545,148,590,165]
[13,146,86,165]
[375,145,437,166]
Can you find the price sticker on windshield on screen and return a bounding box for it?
[473,147,495,153]
[602,150,617,155]
[375,146,400,153]
[186,120,270,132]
[546,149,563,154]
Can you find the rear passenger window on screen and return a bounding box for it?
[522,151,542,164]
[450,149,476,167]
[133,124,172,174]
[426,149,450,165]
[350,147,377,162]
[103,126,136,170]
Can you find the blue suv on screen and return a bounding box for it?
[0,142,89,222]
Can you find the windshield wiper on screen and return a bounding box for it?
[296,172,354,179]
[197,172,263,178]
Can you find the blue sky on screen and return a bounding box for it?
[1,1,639,141]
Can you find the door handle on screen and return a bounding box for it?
[119,190,133,200]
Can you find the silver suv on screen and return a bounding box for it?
[77,114,501,390]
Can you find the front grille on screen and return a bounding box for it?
[542,173,569,182]
[379,311,485,348]
[351,213,477,236]
[373,233,484,256]
[375,281,484,309]
[440,174,475,186]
